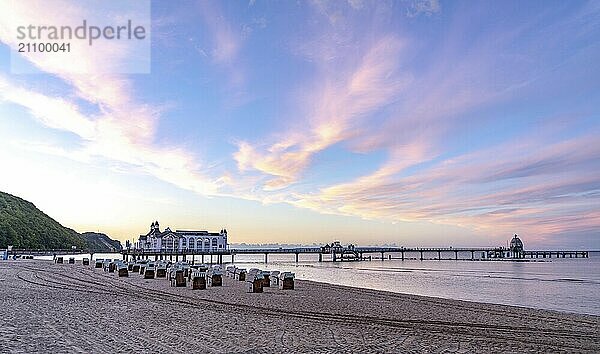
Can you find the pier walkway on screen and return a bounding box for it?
[121,247,590,262]
[7,247,590,263]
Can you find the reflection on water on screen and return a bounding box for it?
[230,252,600,316]
[34,251,600,315]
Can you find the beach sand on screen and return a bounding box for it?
[0,260,598,353]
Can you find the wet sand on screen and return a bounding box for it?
[0,260,598,353]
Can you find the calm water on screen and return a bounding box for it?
[35,251,600,316]
[232,252,600,316]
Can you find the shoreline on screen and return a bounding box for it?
[304,278,599,318]
[16,256,600,316]
[1,260,599,352]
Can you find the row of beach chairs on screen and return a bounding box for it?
[226,265,295,293]
[54,257,90,265]
[89,259,295,293]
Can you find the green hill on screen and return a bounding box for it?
[0,191,121,251]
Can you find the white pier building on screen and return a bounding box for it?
[134,221,228,252]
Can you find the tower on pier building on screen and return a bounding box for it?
[509,234,524,258]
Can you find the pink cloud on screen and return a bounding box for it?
[289,129,600,240]
[0,2,221,196]
[233,35,410,190]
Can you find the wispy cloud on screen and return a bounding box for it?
[195,1,253,107]
[197,2,241,65]
[289,129,600,241]
[0,1,220,196]
[0,76,220,196]
[234,35,410,190]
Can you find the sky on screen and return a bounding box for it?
[0,0,598,248]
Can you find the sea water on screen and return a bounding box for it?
[34,251,600,315]
[230,251,600,316]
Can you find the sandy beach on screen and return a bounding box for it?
[0,260,598,353]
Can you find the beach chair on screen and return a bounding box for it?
[235,268,247,281]
[144,263,155,279]
[246,272,264,293]
[192,271,207,290]
[68,257,75,264]
[279,272,295,290]
[156,263,167,278]
[270,271,280,287]
[55,257,63,264]
[95,259,103,268]
[261,271,271,287]
[176,269,186,287]
[82,258,90,266]
[170,269,186,287]
[118,265,129,277]
[174,262,191,278]
[207,265,223,287]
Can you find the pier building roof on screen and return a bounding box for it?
[510,234,524,252]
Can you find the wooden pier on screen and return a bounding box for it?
[120,246,591,263]
[7,247,591,263]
